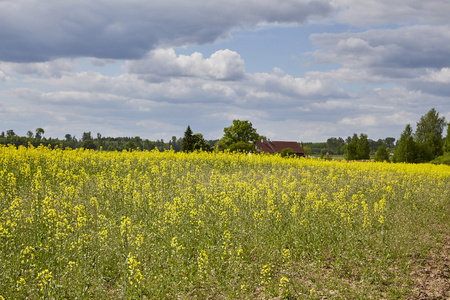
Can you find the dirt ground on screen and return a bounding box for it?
[408,236,450,299]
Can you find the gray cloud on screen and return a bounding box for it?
[0,70,8,82]
[333,0,450,26]
[312,25,450,71]
[0,0,332,63]
[0,60,74,78]
[1,0,449,143]
[310,24,450,99]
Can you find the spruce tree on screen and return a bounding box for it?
[181,125,194,152]
[393,124,417,163]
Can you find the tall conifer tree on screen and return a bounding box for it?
[182,125,194,152]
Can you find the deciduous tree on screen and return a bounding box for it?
[326,137,345,155]
[6,129,15,138]
[385,137,396,150]
[222,120,261,146]
[35,128,44,140]
[228,141,253,153]
[82,139,96,150]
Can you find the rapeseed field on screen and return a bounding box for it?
[1,144,449,298]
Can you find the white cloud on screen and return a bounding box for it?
[422,68,450,83]
[127,48,245,81]
[339,115,378,126]
[250,71,347,99]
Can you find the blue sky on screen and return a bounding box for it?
[1,0,449,142]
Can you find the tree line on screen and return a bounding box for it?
[2,108,449,164]
[0,129,218,152]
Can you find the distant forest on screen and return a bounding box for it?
[0,127,394,155]
[2,107,449,165]
[303,136,396,156]
[0,129,219,152]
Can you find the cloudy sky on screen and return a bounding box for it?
[1,0,449,142]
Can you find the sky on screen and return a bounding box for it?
[1,0,449,142]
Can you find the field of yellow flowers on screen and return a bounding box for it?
[1,144,449,299]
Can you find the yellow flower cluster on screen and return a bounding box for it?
[0,144,448,298]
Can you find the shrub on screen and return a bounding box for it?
[281,147,295,157]
[431,153,450,165]
[374,145,390,162]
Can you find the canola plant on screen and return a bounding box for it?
[0,144,449,298]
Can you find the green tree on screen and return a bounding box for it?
[345,134,358,160]
[144,139,156,151]
[123,141,136,151]
[302,145,312,156]
[357,133,370,160]
[192,133,213,152]
[214,140,228,152]
[35,128,44,140]
[134,136,142,150]
[345,133,370,160]
[97,133,103,149]
[6,129,16,138]
[385,137,396,150]
[326,137,345,155]
[444,123,450,154]
[415,108,446,160]
[82,132,92,142]
[374,145,390,162]
[182,125,194,152]
[82,139,96,150]
[27,131,34,139]
[170,136,182,152]
[65,134,72,142]
[221,120,261,146]
[393,124,417,163]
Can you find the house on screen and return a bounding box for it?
[255,140,305,157]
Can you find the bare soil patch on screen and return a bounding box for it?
[408,236,450,299]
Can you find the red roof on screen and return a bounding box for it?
[256,140,305,155]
